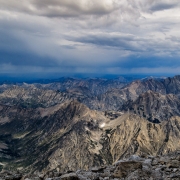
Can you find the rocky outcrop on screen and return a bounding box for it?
[1,151,180,179]
[60,173,80,180]
[113,161,142,178]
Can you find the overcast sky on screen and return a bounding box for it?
[0,0,180,77]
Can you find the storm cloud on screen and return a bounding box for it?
[0,0,180,76]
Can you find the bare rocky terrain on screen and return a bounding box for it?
[1,151,180,179]
[0,76,180,179]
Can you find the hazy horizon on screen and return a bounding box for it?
[0,72,175,83]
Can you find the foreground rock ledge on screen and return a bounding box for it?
[1,151,180,180]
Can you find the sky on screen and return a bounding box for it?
[0,0,180,78]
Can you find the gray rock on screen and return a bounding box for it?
[167,160,180,168]
[91,167,105,173]
[60,173,79,180]
[151,159,159,166]
[114,161,142,178]
[128,155,144,162]
[169,172,180,178]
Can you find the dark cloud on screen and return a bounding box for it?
[0,50,58,67]
[150,2,177,11]
[0,0,118,18]
[0,28,58,67]
[0,0,180,75]
[68,32,180,57]
[115,56,180,69]
[71,33,142,52]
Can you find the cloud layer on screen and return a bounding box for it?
[0,0,180,76]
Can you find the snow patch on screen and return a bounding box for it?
[100,123,106,128]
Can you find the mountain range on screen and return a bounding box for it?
[0,75,180,174]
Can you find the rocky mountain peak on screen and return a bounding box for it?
[122,90,180,123]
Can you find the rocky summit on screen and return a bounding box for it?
[0,76,180,179]
[1,151,180,179]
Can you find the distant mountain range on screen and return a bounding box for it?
[0,75,180,173]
